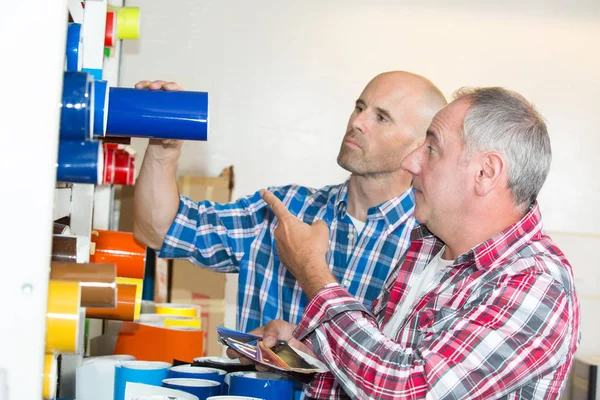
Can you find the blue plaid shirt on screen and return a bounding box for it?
[159,178,416,333]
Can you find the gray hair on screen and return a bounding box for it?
[454,87,552,207]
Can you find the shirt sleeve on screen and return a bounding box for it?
[158,189,269,273]
[294,269,574,399]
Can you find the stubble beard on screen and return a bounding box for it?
[337,145,369,175]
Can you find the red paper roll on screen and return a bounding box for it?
[128,157,135,185]
[113,150,131,185]
[104,11,117,47]
[103,145,115,184]
[103,147,135,185]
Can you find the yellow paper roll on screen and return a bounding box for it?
[116,277,143,320]
[45,280,81,353]
[164,316,201,329]
[43,353,58,399]
[155,303,199,318]
[116,7,140,40]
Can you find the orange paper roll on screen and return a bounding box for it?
[50,262,117,308]
[45,280,82,353]
[86,283,137,321]
[114,322,203,364]
[116,277,143,320]
[155,303,199,318]
[42,353,58,399]
[90,229,146,279]
[52,234,78,263]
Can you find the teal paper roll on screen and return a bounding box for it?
[114,361,171,400]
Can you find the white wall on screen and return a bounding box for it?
[119,0,600,362]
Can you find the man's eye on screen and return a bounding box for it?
[377,114,388,123]
[427,145,435,154]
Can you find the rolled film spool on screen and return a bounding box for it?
[45,280,82,353]
[90,229,146,279]
[57,140,103,184]
[86,283,137,321]
[50,262,117,308]
[155,303,199,318]
[52,235,77,263]
[60,71,94,140]
[106,87,208,141]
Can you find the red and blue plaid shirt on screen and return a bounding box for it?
[295,202,581,399]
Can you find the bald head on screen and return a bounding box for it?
[365,71,447,139]
[338,71,446,178]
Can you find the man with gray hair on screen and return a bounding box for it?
[244,87,581,399]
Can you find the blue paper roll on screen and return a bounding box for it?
[114,361,171,400]
[57,140,103,184]
[93,80,109,137]
[66,23,82,71]
[162,378,220,400]
[60,71,94,141]
[228,372,293,400]
[168,365,227,395]
[106,87,208,140]
[168,365,225,382]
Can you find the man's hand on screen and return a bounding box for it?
[225,320,315,371]
[260,189,337,298]
[134,80,184,153]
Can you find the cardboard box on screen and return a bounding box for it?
[169,166,235,357]
[571,356,600,400]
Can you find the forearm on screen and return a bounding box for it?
[133,141,181,250]
[295,259,338,299]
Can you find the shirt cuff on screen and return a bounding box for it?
[157,195,198,259]
[293,283,371,341]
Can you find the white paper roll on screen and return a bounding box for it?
[126,382,199,400]
[76,356,133,400]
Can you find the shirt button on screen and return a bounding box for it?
[387,224,393,233]
[344,280,351,287]
[347,233,354,240]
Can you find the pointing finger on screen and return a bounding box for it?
[148,80,167,90]
[134,80,152,89]
[163,81,183,91]
[260,189,292,222]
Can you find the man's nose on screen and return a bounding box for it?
[351,110,368,134]
[401,147,422,175]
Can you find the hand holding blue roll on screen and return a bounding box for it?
[106,80,209,141]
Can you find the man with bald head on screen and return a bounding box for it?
[133,71,447,333]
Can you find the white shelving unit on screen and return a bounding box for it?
[0,2,68,399]
[0,1,128,398]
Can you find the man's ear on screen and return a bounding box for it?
[474,151,505,197]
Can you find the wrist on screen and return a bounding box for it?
[145,144,180,165]
[298,263,337,299]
